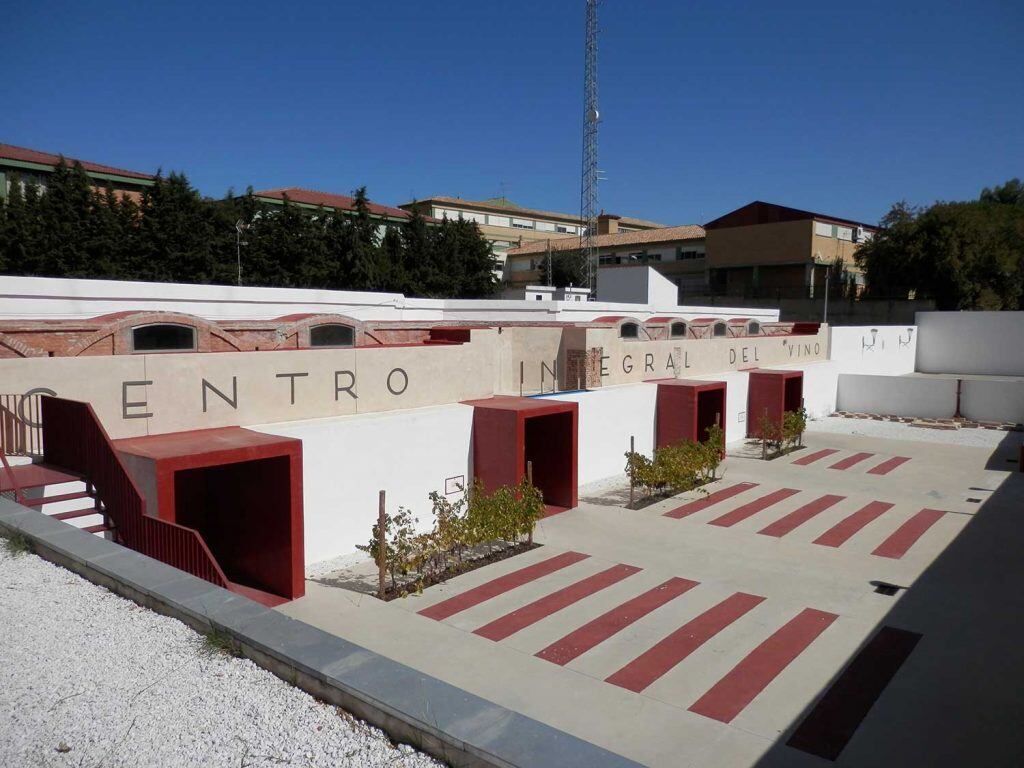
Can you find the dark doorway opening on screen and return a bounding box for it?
[524,411,575,508]
[696,388,726,442]
[784,376,803,413]
[174,456,294,599]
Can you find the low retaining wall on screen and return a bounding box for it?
[0,499,639,768]
[837,374,1024,424]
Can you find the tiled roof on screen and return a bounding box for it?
[403,196,667,229]
[254,188,412,219]
[704,201,877,231]
[0,142,154,180]
[507,224,706,256]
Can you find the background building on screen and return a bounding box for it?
[400,196,665,277]
[253,187,416,226]
[0,142,155,202]
[703,201,878,299]
[505,215,706,295]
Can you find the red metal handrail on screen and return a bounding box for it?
[40,397,229,588]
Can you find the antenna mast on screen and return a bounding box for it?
[580,0,600,296]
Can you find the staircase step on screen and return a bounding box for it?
[25,490,92,507]
[83,523,113,534]
[0,463,82,493]
[53,506,101,522]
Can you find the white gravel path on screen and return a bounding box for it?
[0,546,441,768]
[807,415,1018,448]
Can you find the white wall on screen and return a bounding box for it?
[837,375,956,419]
[0,274,779,324]
[777,360,842,420]
[543,384,658,484]
[596,266,678,307]
[829,325,917,375]
[959,379,1024,424]
[916,312,1024,376]
[253,404,474,564]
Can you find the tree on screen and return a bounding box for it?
[856,181,1024,310]
[537,249,586,289]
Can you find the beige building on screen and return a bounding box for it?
[703,201,878,299]
[505,215,707,294]
[400,196,665,277]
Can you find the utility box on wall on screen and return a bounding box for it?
[464,396,578,512]
[747,369,803,438]
[654,379,727,448]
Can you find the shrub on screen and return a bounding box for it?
[625,432,722,503]
[362,477,544,598]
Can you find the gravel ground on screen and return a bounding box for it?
[807,415,1018,448]
[0,546,441,768]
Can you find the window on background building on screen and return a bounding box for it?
[511,218,534,229]
[555,224,574,234]
[535,294,543,300]
[310,324,355,348]
[677,249,704,261]
[535,221,555,232]
[670,321,687,338]
[836,226,853,241]
[814,221,835,238]
[487,215,511,227]
[599,254,618,265]
[620,322,639,339]
[713,322,728,338]
[131,324,197,353]
[627,252,645,261]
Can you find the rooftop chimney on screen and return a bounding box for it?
[597,213,621,235]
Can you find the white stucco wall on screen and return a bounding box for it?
[959,379,1024,424]
[543,384,658,485]
[837,375,956,419]
[916,312,1024,376]
[253,404,474,564]
[829,325,917,375]
[0,274,779,324]
[776,361,842,420]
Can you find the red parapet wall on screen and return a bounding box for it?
[747,369,804,438]
[464,396,578,510]
[654,379,727,448]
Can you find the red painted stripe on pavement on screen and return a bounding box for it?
[866,456,911,476]
[418,551,589,621]
[535,577,699,665]
[664,482,759,519]
[473,563,641,641]
[689,608,839,723]
[787,626,922,760]
[758,494,846,537]
[829,452,875,470]
[606,592,766,693]
[708,488,801,528]
[791,448,839,466]
[813,501,893,548]
[872,508,945,559]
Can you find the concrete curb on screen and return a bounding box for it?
[0,498,640,768]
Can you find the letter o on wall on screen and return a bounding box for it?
[387,367,409,396]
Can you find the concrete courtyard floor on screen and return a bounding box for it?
[281,428,1024,767]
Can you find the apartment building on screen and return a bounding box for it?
[400,195,665,274]
[505,214,706,294]
[0,142,155,202]
[703,201,878,298]
[253,187,416,226]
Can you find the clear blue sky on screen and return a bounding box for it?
[3,1,1021,226]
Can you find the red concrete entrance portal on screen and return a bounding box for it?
[653,379,727,448]
[464,396,578,511]
[747,369,804,438]
[114,427,303,605]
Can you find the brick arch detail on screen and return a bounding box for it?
[66,311,254,356]
[0,332,48,359]
[271,314,368,349]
